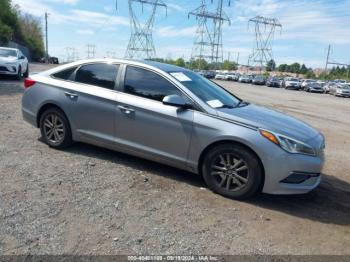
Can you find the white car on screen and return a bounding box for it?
[301,79,316,88]
[0,47,29,79]
[283,77,301,90]
[215,73,226,80]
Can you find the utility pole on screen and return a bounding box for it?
[324,45,350,79]
[325,44,331,72]
[45,12,49,63]
[236,52,240,65]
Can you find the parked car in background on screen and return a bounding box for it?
[225,73,236,81]
[0,47,29,79]
[322,82,332,93]
[301,79,316,88]
[252,75,266,85]
[238,74,251,83]
[334,79,346,84]
[202,70,216,79]
[247,75,255,83]
[283,77,301,90]
[304,82,324,93]
[49,57,59,64]
[22,59,326,199]
[266,76,281,87]
[215,73,226,80]
[329,83,350,97]
[232,73,240,81]
[317,80,326,87]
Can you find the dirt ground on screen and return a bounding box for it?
[0,65,349,255]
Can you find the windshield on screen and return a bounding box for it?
[0,49,17,57]
[169,70,241,108]
[340,85,350,89]
[290,78,299,82]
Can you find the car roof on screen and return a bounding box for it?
[0,47,18,51]
[41,58,188,76]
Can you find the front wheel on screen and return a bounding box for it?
[40,108,73,149]
[24,65,29,77]
[202,144,263,199]
[16,66,22,80]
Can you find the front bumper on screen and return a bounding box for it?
[259,134,325,195]
[335,92,350,97]
[286,85,301,90]
[0,64,18,75]
[309,88,324,93]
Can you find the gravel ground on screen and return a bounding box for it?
[0,65,349,255]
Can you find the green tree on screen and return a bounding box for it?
[175,58,185,68]
[300,64,308,74]
[266,59,276,72]
[278,64,288,72]
[222,60,238,71]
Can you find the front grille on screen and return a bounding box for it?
[0,66,9,71]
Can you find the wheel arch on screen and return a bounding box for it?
[198,139,265,191]
[36,103,70,128]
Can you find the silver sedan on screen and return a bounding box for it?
[22,59,325,199]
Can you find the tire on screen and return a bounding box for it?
[24,65,29,77]
[39,108,73,149]
[16,66,22,80]
[202,144,263,200]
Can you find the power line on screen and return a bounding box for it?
[247,16,282,70]
[118,0,167,59]
[189,0,231,69]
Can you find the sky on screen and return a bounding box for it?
[12,0,350,68]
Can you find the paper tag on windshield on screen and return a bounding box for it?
[207,99,224,108]
[170,72,192,82]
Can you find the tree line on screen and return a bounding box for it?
[148,58,238,71]
[0,0,45,60]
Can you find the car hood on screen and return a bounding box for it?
[0,56,17,63]
[217,103,320,145]
[286,81,300,85]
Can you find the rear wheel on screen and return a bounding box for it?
[202,144,263,199]
[39,108,73,149]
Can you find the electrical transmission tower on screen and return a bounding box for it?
[87,44,96,59]
[189,0,231,69]
[121,0,167,59]
[248,16,282,69]
[65,47,79,62]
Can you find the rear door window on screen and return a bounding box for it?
[75,63,119,90]
[52,67,78,81]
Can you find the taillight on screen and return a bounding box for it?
[24,78,36,89]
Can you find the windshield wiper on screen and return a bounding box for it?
[218,104,235,109]
[235,100,249,107]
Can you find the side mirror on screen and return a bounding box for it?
[162,95,192,109]
[20,56,25,60]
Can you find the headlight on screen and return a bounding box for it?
[260,129,316,156]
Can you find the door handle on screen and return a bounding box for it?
[64,91,78,99]
[117,105,134,114]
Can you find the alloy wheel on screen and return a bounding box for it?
[43,113,65,144]
[210,153,249,192]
